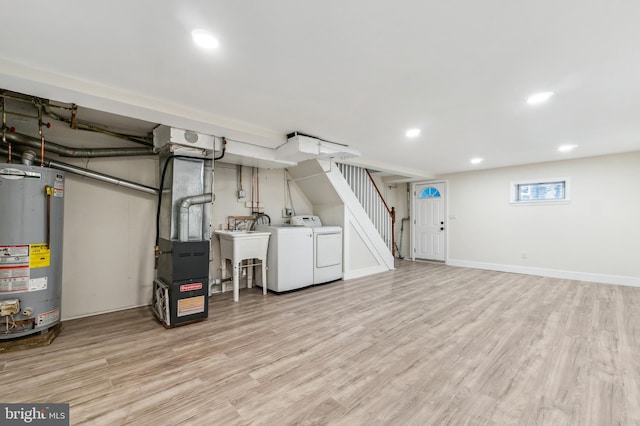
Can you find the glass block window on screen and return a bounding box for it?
[419,187,441,198]
[510,178,570,204]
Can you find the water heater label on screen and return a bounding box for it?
[0,245,30,292]
[0,266,30,292]
[37,308,60,327]
[0,245,29,263]
[30,244,51,268]
[177,296,205,317]
[53,180,64,197]
[0,168,41,180]
[29,276,48,292]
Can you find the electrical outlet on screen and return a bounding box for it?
[237,189,246,199]
[282,208,293,218]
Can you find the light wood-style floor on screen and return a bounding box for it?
[2,260,639,425]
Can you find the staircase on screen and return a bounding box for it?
[336,163,395,255]
[286,159,395,278]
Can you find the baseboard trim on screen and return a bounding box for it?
[62,303,150,321]
[446,259,640,288]
[343,264,391,280]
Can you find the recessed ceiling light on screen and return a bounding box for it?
[470,157,484,165]
[526,91,554,105]
[406,128,421,138]
[192,29,219,49]
[558,144,578,152]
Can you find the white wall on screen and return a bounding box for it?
[62,157,157,319]
[441,151,640,285]
[385,182,410,259]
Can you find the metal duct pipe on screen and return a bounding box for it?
[21,150,37,166]
[179,193,213,242]
[5,131,154,158]
[49,161,159,195]
[203,159,213,240]
[0,146,159,195]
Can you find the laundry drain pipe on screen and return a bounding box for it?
[179,193,213,242]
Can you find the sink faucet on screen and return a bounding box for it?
[234,219,248,231]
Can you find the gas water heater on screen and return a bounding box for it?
[0,163,64,339]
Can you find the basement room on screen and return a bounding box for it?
[1,1,639,425]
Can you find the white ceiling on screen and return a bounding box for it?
[1,1,639,178]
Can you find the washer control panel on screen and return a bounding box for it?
[290,215,323,227]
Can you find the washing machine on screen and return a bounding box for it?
[290,216,343,284]
[254,224,314,292]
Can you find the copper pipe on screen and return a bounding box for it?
[226,215,254,231]
[45,186,53,249]
[39,129,45,166]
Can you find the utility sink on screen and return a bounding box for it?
[214,230,271,302]
[214,230,271,256]
[215,229,269,236]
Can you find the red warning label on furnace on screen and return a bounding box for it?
[180,283,203,292]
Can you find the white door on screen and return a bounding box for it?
[414,182,446,261]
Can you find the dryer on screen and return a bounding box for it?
[290,216,343,284]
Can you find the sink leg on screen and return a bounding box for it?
[248,261,253,289]
[221,258,227,294]
[233,262,240,302]
[261,259,267,295]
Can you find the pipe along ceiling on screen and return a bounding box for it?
[0,147,159,195]
[1,90,158,195]
[5,132,154,158]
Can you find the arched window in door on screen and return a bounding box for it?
[418,186,441,199]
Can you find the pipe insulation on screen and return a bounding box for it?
[0,147,159,195]
[5,131,154,158]
[179,193,213,242]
